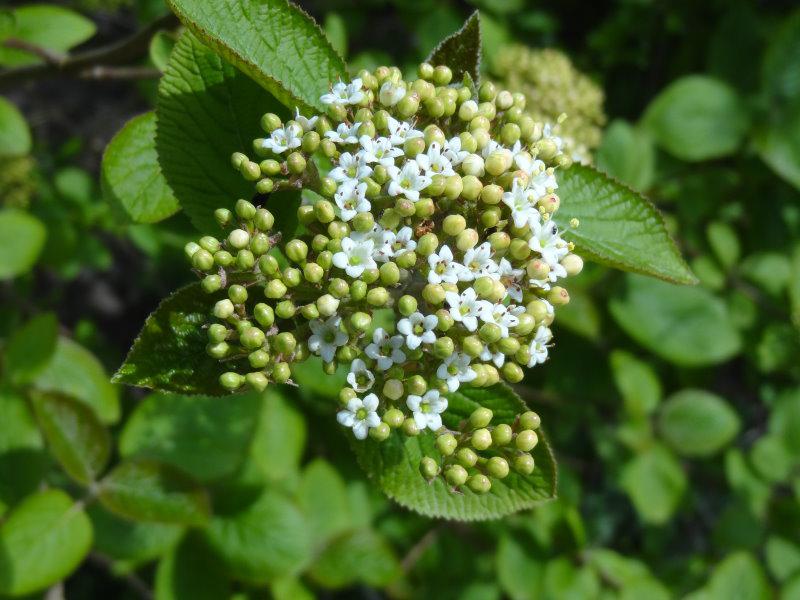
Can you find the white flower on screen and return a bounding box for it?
[359,135,403,167]
[542,123,564,152]
[481,139,505,159]
[386,116,423,146]
[321,78,364,105]
[461,242,498,281]
[502,178,539,228]
[406,390,447,431]
[337,393,381,440]
[529,219,569,267]
[333,180,370,221]
[387,160,432,202]
[527,160,558,197]
[480,343,506,368]
[480,303,522,337]
[445,287,489,332]
[511,142,535,174]
[294,108,318,132]
[416,142,455,176]
[528,325,553,366]
[308,316,348,363]
[436,352,476,392]
[329,152,372,184]
[390,226,416,255]
[347,358,375,392]
[427,245,464,284]
[325,121,362,144]
[261,123,302,154]
[443,136,469,165]
[364,328,406,371]
[378,80,406,106]
[332,234,377,277]
[355,225,394,263]
[397,312,438,350]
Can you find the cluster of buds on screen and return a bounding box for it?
[184,62,584,491]
[0,156,35,208]
[490,46,606,163]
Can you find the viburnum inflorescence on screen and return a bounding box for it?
[184,62,584,493]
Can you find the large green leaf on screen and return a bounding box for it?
[706,552,771,600]
[352,383,557,521]
[755,103,800,192]
[155,534,230,600]
[595,120,655,191]
[297,459,352,548]
[98,459,211,526]
[31,391,111,485]
[113,282,226,395]
[0,209,46,280]
[0,96,31,157]
[155,32,288,232]
[102,112,180,224]
[497,533,545,600]
[119,391,263,482]
[619,444,686,525]
[33,336,120,424]
[425,11,481,84]
[165,0,345,112]
[0,392,46,517]
[0,5,96,67]
[557,165,697,285]
[609,350,662,417]
[307,529,401,589]
[609,274,742,367]
[0,489,92,596]
[3,312,57,386]
[203,489,312,583]
[642,75,750,161]
[657,389,740,457]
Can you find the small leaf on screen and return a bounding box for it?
[98,459,210,526]
[165,0,346,112]
[0,5,96,67]
[706,552,770,600]
[119,391,263,482]
[0,208,46,279]
[619,444,686,525]
[297,459,352,548]
[34,336,120,424]
[557,165,697,285]
[0,96,31,157]
[609,274,742,367]
[156,32,290,232]
[102,112,180,224]
[706,221,741,270]
[426,11,481,84]
[657,389,740,457]
[596,120,655,191]
[149,30,176,71]
[609,350,662,417]
[155,534,230,600]
[31,391,111,485]
[642,75,749,161]
[765,536,800,582]
[0,489,92,596]
[497,533,544,600]
[351,383,557,521]
[203,489,312,583]
[3,312,58,386]
[113,283,226,395]
[308,529,401,589]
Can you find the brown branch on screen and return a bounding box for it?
[2,39,66,65]
[79,65,162,80]
[0,12,178,90]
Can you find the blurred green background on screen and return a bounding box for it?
[1,0,800,598]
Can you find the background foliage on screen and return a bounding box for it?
[1,0,800,598]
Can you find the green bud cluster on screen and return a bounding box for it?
[0,156,36,209]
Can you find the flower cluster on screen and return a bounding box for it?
[490,46,606,163]
[184,62,584,492]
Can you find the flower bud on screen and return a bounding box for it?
[398,295,418,316]
[403,136,425,158]
[436,433,458,456]
[417,233,439,256]
[207,341,229,359]
[285,239,308,263]
[443,215,466,237]
[457,447,478,468]
[470,408,493,429]
[317,294,340,317]
[509,238,531,261]
[548,286,570,306]
[516,430,539,452]
[456,228,479,251]
[468,474,491,494]
[192,249,214,271]
[314,200,336,223]
[433,65,452,85]
[462,154,485,177]
[519,411,541,431]
[228,229,250,250]
[513,453,535,475]
[461,175,483,200]
[282,267,301,287]
[303,262,324,283]
[241,160,261,181]
[423,283,446,305]
[433,336,454,359]
[471,428,492,450]
[220,372,244,390]
[487,456,510,479]
[265,279,287,299]
[502,362,524,383]
[250,232,270,255]
[275,300,296,319]
[367,287,389,306]
[561,254,583,276]
[228,284,248,304]
[479,323,502,344]
[420,457,440,480]
[352,211,375,232]
[445,464,468,487]
[402,417,420,436]
[231,152,247,169]
[458,100,478,121]
[527,259,550,280]
[240,327,266,350]
[272,362,291,383]
[260,113,282,132]
[213,299,235,319]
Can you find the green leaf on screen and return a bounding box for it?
[657,389,740,457]
[203,489,312,583]
[323,13,347,59]
[3,312,57,386]
[297,459,352,548]
[0,489,92,596]
[34,336,120,424]
[706,221,741,270]
[619,444,686,525]
[98,459,210,526]
[0,96,31,157]
[609,274,742,367]
[596,120,655,191]
[165,0,345,112]
[119,391,263,483]
[0,5,96,67]
[761,9,800,103]
[0,209,46,279]
[706,552,770,600]
[149,30,176,71]
[308,529,401,589]
[642,75,749,161]
[542,558,600,599]
[31,391,111,485]
[155,534,230,600]
[113,282,226,395]
[610,350,662,417]
[426,11,481,84]
[351,383,557,521]
[557,165,697,285]
[770,388,800,457]
[102,112,180,224]
[497,533,544,600]
[155,32,288,232]
[750,434,794,483]
[766,536,800,583]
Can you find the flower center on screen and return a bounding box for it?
[356,408,368,420]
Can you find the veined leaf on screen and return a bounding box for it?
[0,96,31,157]
[657,389,740,457]
[426,11,481,85]
[0,5,95,67]
[0,209,46,280]
[165,0,346,112]
[558,164,697,285]
[351,383,556,521]
[3,312,58,386]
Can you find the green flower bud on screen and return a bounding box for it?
[236,249,255,270]
[467,473,491,494]
[459,335,481,358]
[509,238,531,261]
[314,200,336,223]
[479,321,503,344]
[502,362,524,383]
[327,278,348,298]
[415,197,435,218]
[259,159,281,177]
[228,228,250,250]
[255,178,274,195]
[461,154,485,177]
[274,332,296,355]
[367,287,389,307]
[240,326,266,350]
[500,123,521,146]
[469,407,493,429]
[300,303,320,320]
[352,211,375,233]
[480,207,501,228]
[206,341,229,359]
[403,136,425,158]
[220,371,244,390]
[231,152,247,170]
[383,379,404,401]
[212,250,232,268]
[260,112,282,132]
[199,236,221,254]
[479,184,502,206]
[461,175,483,201]
[519,411,541,430]
[228,284,248,304]
[349,280,368,301]
[339,387,357,404]
[362,268,380,284]
[445,465,468,487]
[440,175,462,201]
[516,430,539,452]
[214,208,233,228]
[244,371,268,391]
[298,205,315,225]
[316,294,340,317]
[436,433,458,456]
[286,152,306,175]
[349,312,372,334]
[418,62,434,79]
[492,423,514,447]
[379,208,401,230]
[515,345,531,365]
[208,323,229,343]
[265,279,287,299]
[248,349,270,369]
[402,417,420,437]
[561,254,584,276]
[421,282,444,305]
[397,93,420,118]
[424,96,445,118]
[213,299,235,319]
[258,254,279,276]
[457,447,478,468]
[433,336,454,359]
[254,303,274,328]
[379,263,400,286]
[272,362,291,383]
[250,232,271,255]
[317,250,333,270]
[319,176,337,197]
[192,248,214,271]
[396,250,417,269]
[513,453,535,475]
[328,221,350,241]
[285,239,308,263]
[301,130,320,153]
[392,296,416,318]
[485,150,509,177]
[417,233,439,256]
[370,422,391,442]
[496,337,520,356]
[456,228,479,251]
[420,456,440,480]
[282,267,302,287]
[395,197,415,217]
[548,286,570,306]
[443,214,466,237]
[384,408,405,428]
[527,259,550,280]
[436,309,454,332]
[275,300,296,319]
[487,456,510,479]
[303,262,324,283]
[433,65,452,85]
[458,99,478,121]
[241,160,261,181]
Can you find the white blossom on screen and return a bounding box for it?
[527,160,558,197]
[416,142,455,176]
[445,287,489,332]
[261,122,302,154]
[294,108,318,132]
[406,390,447,431]
[332,235,377,277]
[480,303,522,337]
[528,325,553,366]
[325,121,362,144]
[333,180,370,221]
[427,245,464,284]
[529,218,569,267]
[321,78,364,105]
[437,352,476,392]
[397,312,438,350]
[502,178,539,228]
[329,152,372,184]
[461,242,499,281]
[443,136,469,166]
[359,135,403,167]
[356,225,394,263]
[386,116,423,146]
[337,393,381,439]
[480,343,506,368]
[308,316,348,363]
[347,358,375,392]
[387,161,432,202]
[364,328,406,371]
[378,80,406,106]
[390,226,417,255]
